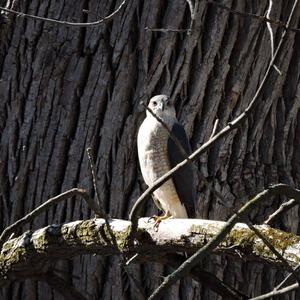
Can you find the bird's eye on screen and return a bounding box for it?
[152,101,157,106]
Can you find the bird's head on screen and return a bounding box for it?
[147,95,176,120]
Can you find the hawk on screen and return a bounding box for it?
[137,95,196,225]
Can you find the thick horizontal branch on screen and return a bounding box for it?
[1,218,300,287]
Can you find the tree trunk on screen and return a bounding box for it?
[0,0,300,299]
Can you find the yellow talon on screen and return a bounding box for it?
[148,212,172,231]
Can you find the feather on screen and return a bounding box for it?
[167,123,196,218]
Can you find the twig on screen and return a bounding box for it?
[275,264,300,290]
[161,253,247,300]
[129,0,298,227]
[266,0,282,74]
[126,253,139,265]
[186,0,196,34]
[148,184,300,299]
[86,148,144,298]
[87,147,145,298]
[1,0,300,33]
[130,103,227,222]
[86,148,107,218]
[40,270,88,300]
[142,105,227,207]
[0,0,127,27]
[145,0,300,34]
[210,118,219,139]
[140,102,192,161]
[266,0,275,57]
[264,198,298,225]
[249,283,299,300]
[246,221,300,284]
[0,188,100,248]
[121,265,147,299]
[186,0,195,20]
[86,148,116,247]
[145,27,189,33]
[206,0,300,33]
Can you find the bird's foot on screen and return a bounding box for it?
[148,213,171,231]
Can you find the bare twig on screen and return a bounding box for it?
[148,184,300,299]
[145,0,300,34]
[186,0,196,34]
[249,283,299,300]
[126,253,139,265]
[1,0,299,34]
[246,221,300,284]
[140,102,192,161]
[210,118,219,139]
[86,148,107,218]
[121,265,147,300]
[264,198,298,225]
[266,0,275,56]
[145,27,189,33]
[266,0,282,74]
[129,0,298,227]
[161,254,247,300]
[275,264,300,290]
[40,271,88,300]
[186,0,195,20]
[0,188,100,248]
[142,104,226,207]
[206,0,300,33]
[0,0,126,27]
[130,103,227,222]
[86,148,143,298]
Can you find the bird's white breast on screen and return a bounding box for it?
[137,117,188,218]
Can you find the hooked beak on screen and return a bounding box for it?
[158,102,164,111]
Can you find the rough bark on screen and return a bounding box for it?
[0,0,300,299]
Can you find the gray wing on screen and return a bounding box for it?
[167,123,196,218]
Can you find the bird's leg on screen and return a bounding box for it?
[148,211,172,231]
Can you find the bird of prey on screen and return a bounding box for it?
[137,95,196,226]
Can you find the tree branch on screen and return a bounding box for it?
[129,0,298,227]
[266,0,282,74]
[249,283,299,300]
[40,271,88,300]
[0,0,127,27]
[148,184,300,299]
[246,221,300,284]
[276,264,300,290]
[145,0,300,34]
[1,204,300,288]
[1,0,299,33]
[264,199,298,226]
[0,188,101,248]
[206,0,300,33]
[159,254,247,300]
[86,148,107,218]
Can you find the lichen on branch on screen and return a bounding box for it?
[1,218,300,287]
